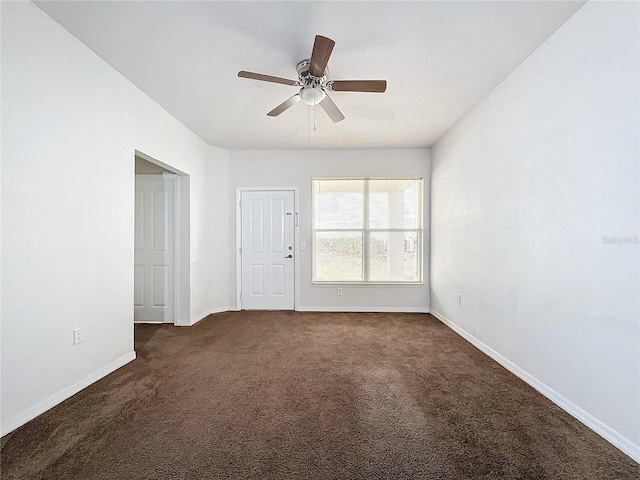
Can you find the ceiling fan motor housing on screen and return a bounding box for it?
[296,59,327,85]
[296,59,329,105]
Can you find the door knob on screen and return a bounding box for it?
[285,254,292,259]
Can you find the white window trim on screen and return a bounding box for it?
[312,177,424,285]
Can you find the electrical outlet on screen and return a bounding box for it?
[456,293,462,305]
[337,288,343,296]
[73,328,83,345]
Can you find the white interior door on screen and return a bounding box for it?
[241,190,295,310]
[134,174,176,322]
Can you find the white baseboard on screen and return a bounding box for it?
[190,306,232,325]
[1,351,136,437]
[134,320,173,324]
[196,307,431,314]
[429,309,640,463]
[297,306,430,313]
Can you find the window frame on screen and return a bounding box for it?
[312,177,424,285]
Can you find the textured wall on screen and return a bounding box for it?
[1,2,230,433]
[229,149,430,312]
[431,1,639,457]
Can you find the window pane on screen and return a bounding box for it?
[369,231,420,282]
[368,179,420,229]
[314,179,363,229]
[314,232,363,281]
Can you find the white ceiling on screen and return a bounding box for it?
[34,1,585,150]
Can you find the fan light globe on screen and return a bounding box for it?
[300,87,325,106]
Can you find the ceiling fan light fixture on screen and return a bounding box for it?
[300,87,325,106]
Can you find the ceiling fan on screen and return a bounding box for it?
[238,35,387,123]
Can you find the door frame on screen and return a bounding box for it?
[235,187,299,311]
[135,150,191,326]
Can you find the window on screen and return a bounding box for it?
[312,177,423,284]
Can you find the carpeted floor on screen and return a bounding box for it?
[1,311,637,479]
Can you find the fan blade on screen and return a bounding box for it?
[330,80,387,93]
[319,93,345,123]
[238,71,298,86]
[309,35,335,77]
[267,94,301,117]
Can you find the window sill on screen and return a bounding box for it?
[312,281,424,287]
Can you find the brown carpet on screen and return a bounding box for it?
[1,311,637,479]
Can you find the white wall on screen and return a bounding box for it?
[430,1,639,460]
[0,2,230,434]
[190,147,231,319]
[229,149,430,312]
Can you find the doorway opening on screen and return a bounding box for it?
[134,151,190,325]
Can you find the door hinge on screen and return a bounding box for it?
[239,246,242,254]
